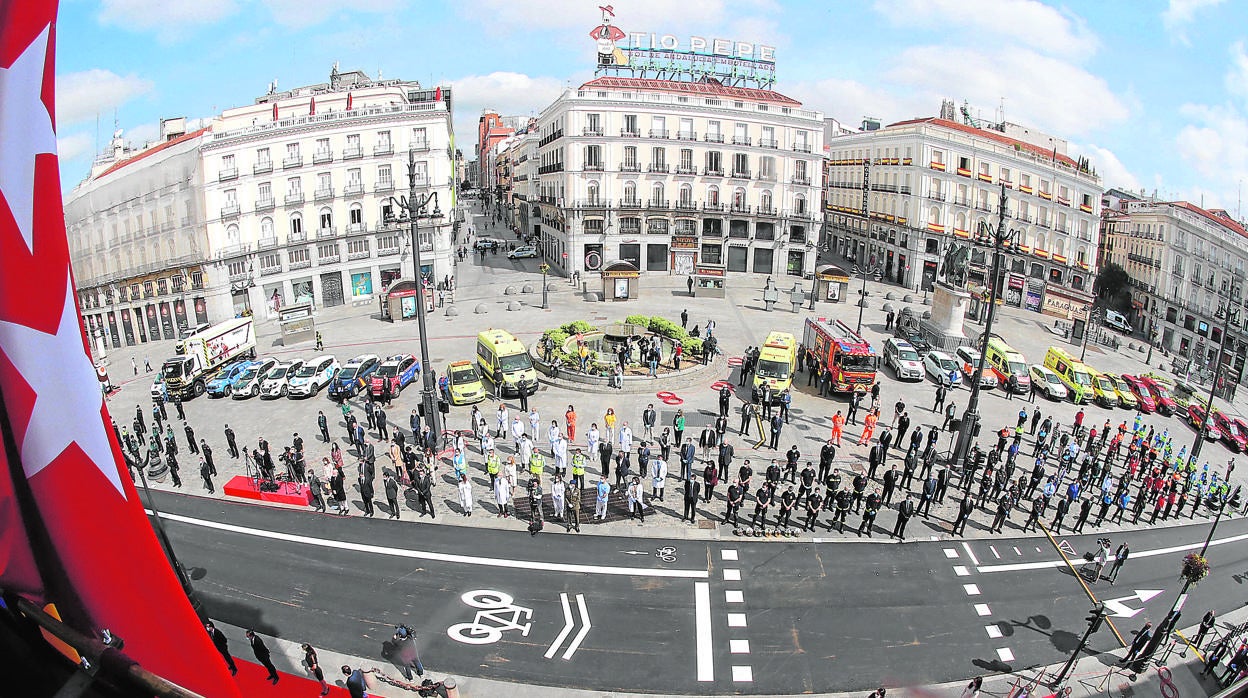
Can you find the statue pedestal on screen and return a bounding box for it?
[919,282,972,353]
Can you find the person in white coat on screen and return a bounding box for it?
[528,408,541,443]
[548,420,562,447]
[458,474,474,516]
[479,432,494,457]
[510,416,525,443]
[618,422,633,454]
[552,434,569,477]
[627,476,646,521]
[587,424,600,455]
[496,405,509,439]
[650,456,668,501]
[493,472,511,518]
[550,475,566,521]
[517,435,533,468]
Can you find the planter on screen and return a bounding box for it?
[1181,553,1209,584]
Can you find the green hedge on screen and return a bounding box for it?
[621,314,702,355]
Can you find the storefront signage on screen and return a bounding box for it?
[672,235,698,249]
[601,269,639,279]
[696,266,725,277]
[590,7,776,88]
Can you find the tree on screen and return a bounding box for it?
[460,179,474,191]
[1093,263,1130,301]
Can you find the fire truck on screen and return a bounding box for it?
[802,317,879,393]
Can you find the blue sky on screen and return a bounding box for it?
[51,0,1248,212]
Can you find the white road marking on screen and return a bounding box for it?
[694,582,713,682]
[943,548,959,559]
[961,542,980,566]
[544,593,574,659]
[1035,547,1042,553]
[989,545,1001,559]
[1013,547,1021,556]
[732,665,753,682]
[1102,589,1164,619]
[953,565,970,576]
[727,613,748,628]
[730,639,750,654]
[725,590,744,603]
[996,648,1014,662]
[974,604,992,616]
[963,584,981,596]
[986,624,1003,639]
[153,511,709,578]
[721,549,739,561]
[562,594,592,660]
[724,569,741,581]
[978,531,1248,574]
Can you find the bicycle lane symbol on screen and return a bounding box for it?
[446,590,533,645]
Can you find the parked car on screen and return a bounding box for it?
[1102,373,1139,409]
[259,359,305,399]
[151,374,167,402]
[1118,375,1156,414]
[954,346,998,388]
[923,351,962,387]
[204,359,251,398]
[445,360,487,405]
[474,238,505,251]
[1211,411,1247,452]
[328,354,380,401]
[1028,364,1068,401]
[882,338,925,381]
[370,354,420,397]
[231,357,278,399]
[507,245,538,260]
[288,355,339,398]
[1187,403,1223,442]
[893,325,932,357]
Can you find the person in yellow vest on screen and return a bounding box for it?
[485,448,502,491]
[529,451,546,487]
[571,448,587,490]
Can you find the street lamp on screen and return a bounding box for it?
[952,183,1013,469]
[539,263,550,310]
[1146,306,1160,366]
[1080,306,1100,362]
[383,147,445,441]
[1188,276,1243,469]
[852,260,884,334]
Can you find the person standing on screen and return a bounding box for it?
[167,451,182,488]
[933,384,947,413]
[594,477,610,519]
[1120,622,1153,664]
[739,400,757,436]
[952,494,974,535]
[205,621,237,675]
[246,630,280,683]
[302,644,330,696]
[458,473,474,517]
[1193,610,1216,651]
[768,413,784,450]
[384,471,401,519]
[1107,541,1130,584]
[200,457,214,493]
[224,424,239,459]
[358,474,376,517]
[330,467,348,515]
[681,308,689,328]
[494,472,513,518]
[893,494,915,540]
[565,405,578,441]
[682,477,701,523]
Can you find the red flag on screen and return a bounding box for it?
[434,86,442,102]
[0,4,242,696]
[272,101,278,121]
[346,92,353,110]
[309,96,315,115]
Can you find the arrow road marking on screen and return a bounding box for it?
[620,550,650,556]
[563,594,592,660]
[1102,589,1164,619]
[545,593,575,659]
[544,593,592,660]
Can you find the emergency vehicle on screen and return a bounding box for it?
[802,317,879,393]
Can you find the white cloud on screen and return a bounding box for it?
[56,132,95,164]
[449,72,567,152]
[57,69,153,127]
[783,76,926,127]
[874,0,1098,60]
[97,0,238,36]
[1162,0,1225,44]
[259,0,404,28]
[457,0,737,34]
[1226,41,1248,104]
[1070,143,1141,192]
[886,46,1129,137]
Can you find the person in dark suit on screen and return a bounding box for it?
[224,424,239,458]
[385,471,401,519]
[1120,622,1152,664]
[768,413,784,449]
[376,408,389,441]
[1052,496,1070,534]
[200,458,214,493]
[413,465,435,518]
[682,478,701,523]
[200,440,215,476]
[893,494,915,540]
[184,424,198,454]
[205,621,236,675]
[952,495,974,535]
[246,629,280,683]
[359,475,376,517]
[318,411,330,442]
[718,441,734,480]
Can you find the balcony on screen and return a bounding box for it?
[575,199,610,209]
[620,129,641,138]
[675,200,698,211]
[757,172,777,182]
[647,199,670,210]
[648,129,669,139]
[282,155,303,169]
[254,197,276,213]
[729,170,751,179]
[758,138,779,149]
[584,163,605,172]
[619,199,643,209]
[703,168,724,177]
[253,161,273,175]
[791,176,812,186]
[227,270,250,283]
[757,205,778,216]
[620,162,641,172]
[220,204,240,219]
[619,225,642,236]
[317,251,340,264]
[284,192,305,206]
[374,143,394,156]
[257,237,279,250]
[702,202,725,212]
[313,150,333,164]
[289,231,307,243]
[374,180,395,193]
[348,247,371,261]
[343,182,364,197]
[343,146,363,160]
[676,165,697,175]
[953,196,972,207]
[314,187,335,201]
[259,262,283,277]
[411,176,430,189]
[218,167,238,182]
[732,136,752,146]
[289,258,312,271]
[1015,213,1033,223]
[346,222,368,234]
[792,143,813,154]
[317,226,338,239]
[410,140,431,151]
[676,131,697,141]
[975,201,993,212]
[703,133,725,143]
[582,127,604,137]
[647,163,670,173]
[730,204,751,214]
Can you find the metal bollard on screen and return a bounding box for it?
[444,676,460,698]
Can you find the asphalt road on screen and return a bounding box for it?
[145,489,1248,695]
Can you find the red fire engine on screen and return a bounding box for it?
[802,317,879,393]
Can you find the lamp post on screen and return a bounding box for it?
[384,147,444,441]
[1080,306,1100,362]
[1188,277,1242,469]
[128,448,206,622]
[1146,306,1160,366]
[853,260,883,334]
[952,183,1012,469]
[539,263,550,309]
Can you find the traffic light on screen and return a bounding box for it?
[1086,603,1106,633]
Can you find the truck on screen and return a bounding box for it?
[753,331,798,398]
[802,317,879,393]
[160,317,256,399]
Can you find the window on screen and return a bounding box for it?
[412,160,428,186]
[794,160,808,182]
[707,185,720,206]
[651,182,665,204]
[678,183,693,206]
[378,164,392,187]
[586,113,601,135]
[707,120,721,138]
[733,122,748,145]
[260,217,274,240]
[587,182,600,204]
[286,142,300,158]
[346,167,362,193]
[623,181,637,204]
[623,146,638,169]
[256,147,271,167]
[257,181,272,204]
[759,190,773,213]
[289,213,302,235]
[701,243,723,264]
[411,127,427,148]
[349,204,363,227]
[221,154,235,173]
[347,239,370,259]
[345,133,361,157]
[678,117,693,139]
[679,148,693,172]
[584,145,602,169]
[315,137,330,159]
[620,217,641,234]
[259,253,281,273]
[794,194,807,215]
[376,130,391,151]
[1000,167,1012,183]
[287,177,301,195]
[761,126,775,147]
[652,147,666,169]
[317,172,332,198]
[732,153,749,176]
[759,156,775,180]
[706,151,722,174]
[319,208,333,231]
[647,218,669,235]
[623,114,638,135]
[732,188,746,210]
[651,116,666,137]
[289,248,310,266]
[958,156,970,171]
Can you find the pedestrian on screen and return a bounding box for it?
[681,308,689,329]
[893,494,915,540]
[1107,541,1129,584]
[200,458,214,493]
[246,629,280,683]
[224,424,238,458]
[1194,610,1216,651]
[961,676,983,698]
[184,423,197,454]
[769,412,784,450]
[200,440,215,476]
[385,471,401,519]
[330,466,348,515]
[358,474,375,517]
[1120,622,1153,664]
[458,473,474,516]
[683,477,701,523]
[302,643,330,696]
[167,451,182,488]
[494,471,512,518]
[205,621,237,675]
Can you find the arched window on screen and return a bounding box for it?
[288,214,302,237]
[928,206,941,226]
[760,190,773,212]
[260,217,274,240]
[1053,237,1066,256]
[167,239,177,258]
[318,207,333,232]
[587,181,600,204]
[623,181,636,204]
[733,187,746,210]
[651,182,664,205]
[955,212,967,231]
[707,185,720,206]
[679,183,693,206]
[348,202,363,228]
[794,194,806,215]
[1035,233,1046,251]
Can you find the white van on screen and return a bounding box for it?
[1103,310,1133,334]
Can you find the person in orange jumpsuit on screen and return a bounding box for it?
[830,411,845,447]
[565,405,578,441]
[857,409,879,446]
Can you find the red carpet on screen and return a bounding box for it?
[234,658,351,697]
[223,475,313,506]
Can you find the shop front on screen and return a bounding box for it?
[671,235,698,276]
[600,260,641,301]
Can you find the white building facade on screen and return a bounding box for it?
[825,117,1103,313]
[533,77,824,278]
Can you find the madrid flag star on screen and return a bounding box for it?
[0,3,242,696]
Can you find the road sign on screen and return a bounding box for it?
[1101,589,1164,618]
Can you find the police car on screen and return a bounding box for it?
[205,359,251,398]
[328,355,380,401]
[370,354,420,398]
[288,355,339,398]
